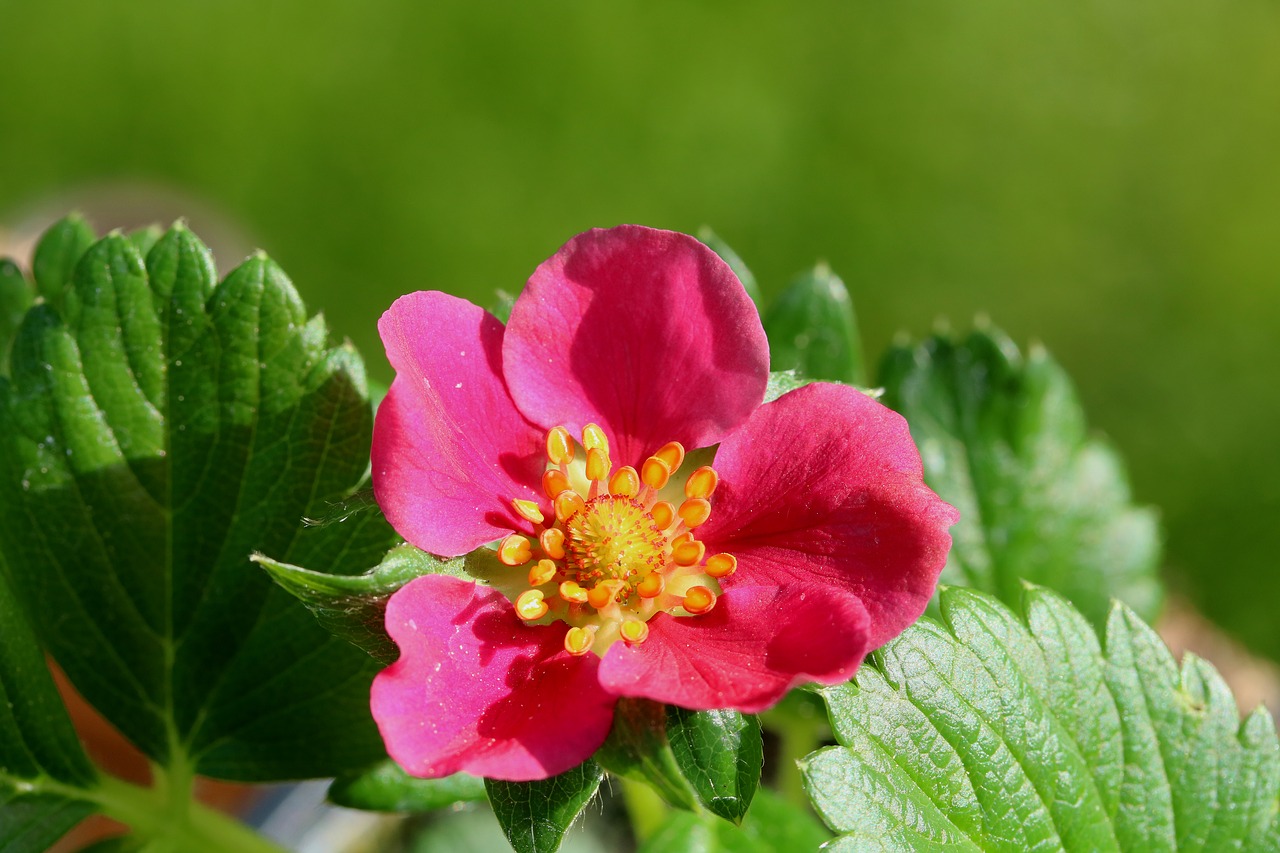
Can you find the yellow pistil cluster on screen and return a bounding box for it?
[499,424,737,658]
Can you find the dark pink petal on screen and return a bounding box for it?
[503,226,769,469]
[597,585,869,713]
[698,383,959,651]
[371,575,617,781]
[372,292,546,556]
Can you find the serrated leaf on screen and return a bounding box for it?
[878,326,1162,626]
[0,258,33,375]
[697,228,763,307]
[126,225,163,259]
[31,214,95,306]
[485,760,603,853]
[763,263,864,385]
[328,759,486,812]
[257,541,471,665]
[667,707,762,825]
[637,789,830,853]
[0,222,400,782]
[803,585,1280,851]
[0,571,98,852]
[595,699,698,812]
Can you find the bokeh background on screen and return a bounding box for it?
[2,0,1278,658]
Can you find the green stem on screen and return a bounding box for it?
[620,777,671,845]
[775,715,817,811]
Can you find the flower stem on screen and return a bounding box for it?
[619,777,670,845]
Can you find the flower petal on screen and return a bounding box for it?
[699,382,959,650]
[372,292,545,556]
[503,226,769,468]
[371,575,617,781]
[597,585,870,713]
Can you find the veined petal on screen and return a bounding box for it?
[371,575,616,782]
[503,226,769,469]
[372,292,545,556]
[597,585,869,713]
[698,383,959,650]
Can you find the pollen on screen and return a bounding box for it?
[496,425,732,658]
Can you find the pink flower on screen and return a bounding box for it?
[369,226,958,781]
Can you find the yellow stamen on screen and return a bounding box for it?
[641,456,671,490]
[672,538,705,566]
[539,527,566,560]
[559,580,589,604]
[543,469,570,500]
[515,589,548,621]
[564,625,597,656]
[582,423,609,453]
[586,447,611,482]
[546,426,575,465]
[620,619,649,644]
[655,441,685,473]
[705,553,737,579]
[528,558,557,587]
[554,490,586,522]
[636,572,664,599]
[684,466,719,499]
[587,582,617,609]
[609,466,640,498]
[651,501,675,530]
[499,534,532,566]
[683,586,716,614]
[512,498,545,525]
[678,498,712,529]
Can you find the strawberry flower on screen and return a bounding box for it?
[369,226,957,781]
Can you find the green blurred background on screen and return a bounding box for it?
[2,0,1278,657]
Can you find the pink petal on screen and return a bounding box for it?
[597,585,870,713]
[372,292,546,556]
[371,575,617,781]
[698,383,959,651]
[503,226,769,469]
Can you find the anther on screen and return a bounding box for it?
[672,538,705,566]
[528,558,557,587]
[641,456,672,490]
[546,426,575,465]
[682,586,717,614]
[620,619,649,644]
[539,527,566,560]
[515,589,548,621]
[564,625,597,656]
[654,441,685,473]
[582,423,609,453]
[705,553,737,579]
[651,501,675,530]
[586,447,611,482]
[499,534,532,566]
[609,466,640,498]
[678,498,712,529]
[684,466,719,499]
[542,469,570,500]
[554,490,586,522]
[512,498,545,525]
[636,572,664,598]
[587,582,617,609]
[559,580,589,604]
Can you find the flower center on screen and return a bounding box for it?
[496,424,737,658]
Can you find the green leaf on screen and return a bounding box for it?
[697,228,762,307]
[329,759,486,812]
[0,222,400,782]
[763,263,864,385]
[0,571,98,853]
[636,790,830,853]
[126,225,164,259]
[803,585,1280,851]
[31,213,95,306]
[667,707,762,825]
[878,324,1162,626]
[257,541,471,665]
[0,258,33,375]
[485,760,604,853]
[595,699,698,812]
